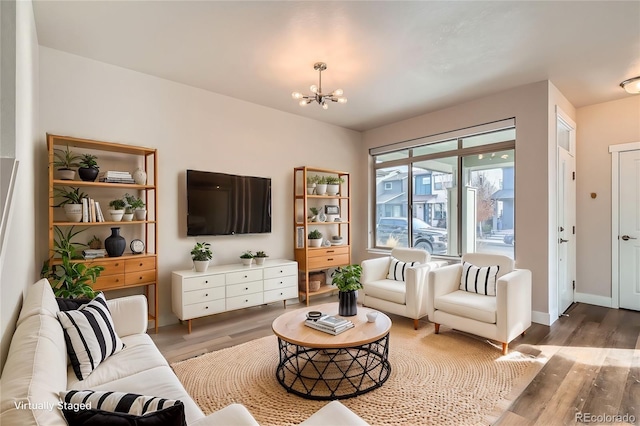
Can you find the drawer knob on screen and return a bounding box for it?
[205,293,208,297]
[139,276,143,280]
[205,280,208,283]
[244,275,248,278]
[205,306,209,309]
[327,258,334,261]
[280,270,283,273]
[280,281,283,284]
[245,299,248,302]
[115,263,119,267]
[139,263,143,266]
[245,287,248,290]
[327,250,334,253]
[115,279,120,282]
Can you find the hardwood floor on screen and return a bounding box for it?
[152,299,639,425]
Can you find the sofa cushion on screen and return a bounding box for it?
[60,390,186,426]
[16,278,60,327]
[387,257,419,282]
[57,293,125,380]
[460,262,499,296]
[435,290,497,323]
[364,279,406,304]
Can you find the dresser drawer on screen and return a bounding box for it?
[263,264,297,279]
[226,292,263,311]
[182,299,226,320]
[264,287,298,304]
[308,246,349,258]
[93,274,125,290]
[182,274,225,292]
[125,269,156,286]
[226,281,263,298]
[125,256,155,272]
[226,269,262,285]
[91,259,125,276]
[264,275,297,291]
[308,254,350,270]
[183,287,225,305]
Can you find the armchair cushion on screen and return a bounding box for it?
[387,257,420,281]
[434,291,497,323]
[460,262,500,296]
[362,279,407,304]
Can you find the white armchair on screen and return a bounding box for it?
[361,248,448,329]
[427,253,531,355]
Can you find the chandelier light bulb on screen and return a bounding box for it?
[333,88,343,96]
[292,92,303,100]
[299,100,309,106]
[620,76,640,94]
[337,97,348,104]
[322,103,329,110]
[310,85,318,94]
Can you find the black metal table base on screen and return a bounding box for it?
[275,334,391,400]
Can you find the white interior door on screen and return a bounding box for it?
[619,149,640,311]
[557,147,576,315]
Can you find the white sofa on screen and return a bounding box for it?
[0,279,368,425]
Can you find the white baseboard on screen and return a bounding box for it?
[574,292,612,308]
[531,310,554,326]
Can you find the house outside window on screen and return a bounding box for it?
[371,122,515,259]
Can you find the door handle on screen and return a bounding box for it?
[621,235,637,241]
[559,238,569,243]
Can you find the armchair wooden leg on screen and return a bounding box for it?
[502,342,508,355]
[521,331,526,337]
[413,319,419,330]
[434,323,440,334]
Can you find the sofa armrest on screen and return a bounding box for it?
[496,269,532,343]
[427,264,462,317]
[107,295,148,337]
[190,404,259,426]
[405,263,433,318]
[300,401,370,426]
[361,257,391,289]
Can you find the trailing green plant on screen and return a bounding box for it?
[123,193,145,213]
[331,264,363,292]
[54,187,87,206]
[191,242,213,261]
[255,250,268,258]
[308,229,322,239]
[325,176,345,185]
[53,145,82,169]
[240,250,254,259]
[41,226,104,299]
[109,198,127,210]
[79,154,98,169]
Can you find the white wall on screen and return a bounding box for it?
[576,96,640,303]
[38,47,362,327]
[361,81,554,322]
[0,0,39,370]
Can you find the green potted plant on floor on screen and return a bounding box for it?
[191,242,212,272]
[77,154,99,182]
[254,250,268,265]
[55,187,87,222]
[331,264,363,316]
[308,229,323,248]
[240,250,254,266]
[53,145,82,180]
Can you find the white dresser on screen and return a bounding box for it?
[171,259,298,333]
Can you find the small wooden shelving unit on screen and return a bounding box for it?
[47,134,159,332]
[293,166,351,305]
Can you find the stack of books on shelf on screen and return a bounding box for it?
[305,314,354,335]
[81,198,105,222]
[99,171,135,184]
[82,249,106,259]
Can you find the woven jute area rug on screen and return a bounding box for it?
[171,322,544,425]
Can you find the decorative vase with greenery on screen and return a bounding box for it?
[308,229,323,247]
[77,154,99,182]
[108,199,126,222]
[124,193,146,221]
[315,176,328,196]
[240,250,254,266]
[254,250,268,265]
[191,242,212,272]
[53,145,81,180]
[55,187,87,222]
[306,175,319,195]
[325,176,345,196]
[41,226,104,299]
[331,264,363,316]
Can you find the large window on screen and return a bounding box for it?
[372,123,515,259]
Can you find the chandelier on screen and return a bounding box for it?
[292,62,347,109]
[620,76,640,94]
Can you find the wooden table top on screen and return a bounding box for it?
[271,302,392,349]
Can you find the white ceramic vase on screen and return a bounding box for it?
[308,238,323,248]
[326,184,339,196]
[134,209,147,220]
[255,257,266,265]
[193,260,210,272]
[122,212,134,222]
[63,204,83,222]
[109,209,124,222]
[241,258,253,266]
[133,168,147,185]
[315,184,327,196]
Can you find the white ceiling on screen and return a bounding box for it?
[32,1,640,131]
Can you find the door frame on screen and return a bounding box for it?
[609,141,640,309]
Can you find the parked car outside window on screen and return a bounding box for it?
[377,217,447,254]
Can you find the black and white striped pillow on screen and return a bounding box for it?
[60,390,186,426]
[387,257,419,282]
[57,293,125,380]
[460,262,500,296]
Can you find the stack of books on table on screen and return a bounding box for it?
[99,171,135,184]
[82,249,106,259]
[305,314,355,335]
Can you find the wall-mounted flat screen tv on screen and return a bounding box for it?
[186,169,272,236]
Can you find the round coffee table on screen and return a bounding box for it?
[271,302,392,400]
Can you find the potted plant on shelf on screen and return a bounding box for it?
[54,187,87,222]
[309,207,319,222]
[331,264,363,316]
[191,242,212,272]
[308,229,323,248]
[325,176,345,196]
[240,250,254,266]
[77,154,99,182]
[306,175,319,195]
[315,176,328,196]
[124,193,146,221]
[41,226,104,299]
[108,198,126,222]
[53,145,82,180]
[88,235,102,249]
[254,250,268,265]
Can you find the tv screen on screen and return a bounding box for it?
[186,169,272,236]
